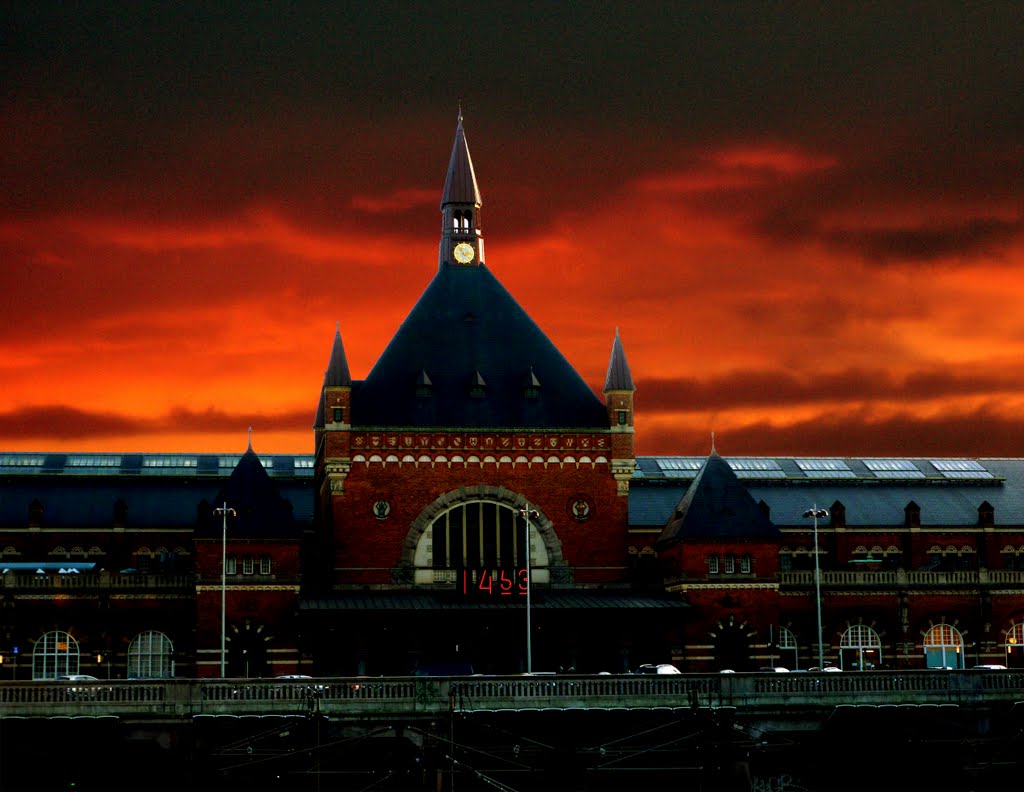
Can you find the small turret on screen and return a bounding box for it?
[603,327,636,493]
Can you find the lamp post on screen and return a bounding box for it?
[803,506,829,669]
[213,502,236,677]
[519,505,539,674]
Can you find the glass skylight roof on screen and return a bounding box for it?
[727,458,786,478]
[655,458,703,470]
[795,459,857,478]
[931,459,994,479]
[863,459,926,479]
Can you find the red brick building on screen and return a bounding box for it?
[2,115,1024,679]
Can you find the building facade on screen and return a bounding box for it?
[2,116,1024,679]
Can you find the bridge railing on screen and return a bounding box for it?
[1,670,1022,719]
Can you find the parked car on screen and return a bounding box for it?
[758,667,790,673]
[972,664,1008,670]
[634,663,681,675]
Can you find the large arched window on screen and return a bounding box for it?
[416,500,550,584]
[923,623,964,669]
[1006,622,1024,668]
[776,627,799,670]
[127,630,175,679]
[839,624,883,670]
[32,630,79,679]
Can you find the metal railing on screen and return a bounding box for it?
[1,669,1022,720]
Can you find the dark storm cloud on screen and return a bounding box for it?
[4,3,1020,235]
[820,218,1023,263]
[636,367,1024,412]
[0,405,311,442]
[648,408,1024,459]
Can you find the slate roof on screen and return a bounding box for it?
[656,451,779,546]
[0,452,314,531]
[197,445,302,539]
[630,456,1024,529]
[603,327,635,392]
[350,262,610,429]
[441,110,481,207]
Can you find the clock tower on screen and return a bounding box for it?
[439,110,484,269]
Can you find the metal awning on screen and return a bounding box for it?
[300,591,689,611]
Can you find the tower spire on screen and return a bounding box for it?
[439,110,484,270]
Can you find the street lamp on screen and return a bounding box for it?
[519,505,539,674]
[803,506,829,670]
[213,502,236,676]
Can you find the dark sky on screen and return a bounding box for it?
[2,2,1023,457]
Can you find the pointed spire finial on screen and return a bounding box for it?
[711,431,716,453]
[248,426,253,451]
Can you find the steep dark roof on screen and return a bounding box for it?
[629,456,1022,530]
[324,324,352,386]
[351,263,609,429]
[441,111,481,207]
[199,446,300,539]
[657,451,779,546]
[603,327,635,392]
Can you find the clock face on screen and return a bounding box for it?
[453,242,475,264]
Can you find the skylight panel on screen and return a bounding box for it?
[930,459,994,479]
[0,455,46,467]
[727,458,786,478]
[795,459,856,478]
[67,456,121,467]
[143,456,198,468]
[655,458,703,471]
[863,459,925,478]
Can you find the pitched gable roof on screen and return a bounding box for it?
[657,450,779,546]
[351,264,609,429]
[199,445,299,539]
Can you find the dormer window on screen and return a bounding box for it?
[469,370,487,399]
[415,370,432,398]
[523,368,541,399]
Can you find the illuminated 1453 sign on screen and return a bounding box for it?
[459,568,529,598]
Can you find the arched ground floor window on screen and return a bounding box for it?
[923,623,964,669]
[128,630,175,678]
[32,630,79,680]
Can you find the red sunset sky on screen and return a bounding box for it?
[2,3,1022,459]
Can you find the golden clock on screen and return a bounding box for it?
[453,242,475,263]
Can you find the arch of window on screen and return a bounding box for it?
[775,626,800,669]
[839,624,883,670]
[406,488,566,586]
[32,630,79,680]
[1006,622,1024,668]
[128,630,174,679]
[923,623,964,669]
